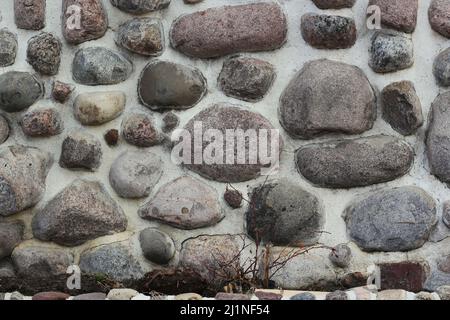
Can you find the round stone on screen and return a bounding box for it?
[162,112,179,133]
[329,244,352,268]
[139,228,175,265]
[73,91,125,126]
[27,32,62,76]
[224,188,243,209]
[121,112,162,147]
[0,72,43,113]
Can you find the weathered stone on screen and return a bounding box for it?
[344,186,437,252]
[162,112,179,133]
[381,81,423,135]
[12,246,73,277]
[218,56,275,102]
[379,261,428,292]
[104,129,119,147]
[121,113,162,147]
[79,242,144,281]
[20,108,64,137]
[14,0,45,30]
[74,92,125,125]
[368,0,418,33]
[0,221,24,260]
[27,33,62,76]
[32,179,127,246]
[138,61,206,111]
[139,176,223,229]
[340,272,368,289]
[59,131,102,171]
[0,72,43,113]
[326,290,348,300]
[72,47,132,85]
[0,29,17,67]
[436,285,450,300]
[0,115,9,145]
[109,150,163,198]
[182,104,281,182]
[415,292,440,300]
[110,0,171,14]
[301,13,357,49]
[312,0,355,9]
[429,0,450,38]
[246,179,324,246]
[377,289,407,300]
[215,293,250,300]
[279,59,376,139]
[437,255,450,273]
[296,135,414,188]
[0,259,15,278]
[224,188,243,209]
[255,291,282,300]
[0,145,52,216]
[329,244,352,268]
[32,292,70,300]
[290,292,316,300]
[107,289,139,300]
[139,228,175,265]
[369,30,414,73]
[443,202,450,228]
[170,3,287,59]
[52,81,74,104]
[62,0,108,45]
[116,18,164,57]
[433,48,450,87]
[72,292,106,300]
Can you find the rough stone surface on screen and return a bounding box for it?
[138,60,206,111]
[161,112,179,133]
[109,150,163,198]
[104,129,119,147]
[344,186,437,252]
[301,13,357,49]
[224,188,243,209]
[0,29,17,67]
[0,221,24,260]
[436,285,450,300]
[329,244,352,268]
[312,0,355,9]
[139,228,175,265]
[27,33,62,76]
[215,293,250,300]
[116,18,164,57]
[381,81,423,135]
[14,0,45,30]
[59,131,102,171]
[52,81,74,104]
[279,59,376,139]
[20,108,64,137]
[32,179,127,247]
[62,0,108,45]
[255,291,282,300]
[72,47,132,86]
[326,290,348,300]
[290,292,316,300]
[170,3,287,59]
[110,0,171,14]
[369,0,418,33]
[379,262,428,292]
[0,115,9,145]
[74,91,125,126]
[107,288,139,300]
[32,291,70,300]
[369,31,414,73]
[121,112,162,147]
[218,56,275,102]
[433,48,450,87]
[245,179,324,246]
[0,145,52,217]
[0,72,43,113]
[139,176,223,229]
[443,202,450,228]
[429,0,450,38]
[0,259,15,278]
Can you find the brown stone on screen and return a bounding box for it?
[255,291,282,300]
[369,0,418,33]
[379,262,428,292]
[340,272,368,288]
[224,188,243,209]
[121,113,162,148]
[20,108,63,137]
[14,0,46,30]
[429,0,450,38]
[104,129,119,147]
[52,81,74,104]
[32,291,70,300]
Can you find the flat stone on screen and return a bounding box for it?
[20,108,64,137]
[52,81,74,104]
[175,293,202,300]
[170,3,287,58]
[369,30,414,73]
[296,135,414,188]
[433,48,450,87]
[326,290,348,300]
[436,285,450,300]
[32,179,127,246]
[107,289,139,300]
[72,292,106,300]
[139,176,223,229]
[255,291,282,300]
[379,261,428,292]
[59,131,102,171]
[381,81,423,135]
[62,0,108,45]
[162,112,179,133]
[32,292,70,300]
[72,47,132,86]
[279,59,376,139]
[301,13,357,49]
[245,179,324,246]
[218,55,275,102]
[344,186,437,252]
[290,292,316,300]
[138,60,206,111]
[0,72,43,113]
[0,145,52,216]
[329,244,352,268]
[0,29,17,67]
[110,0,171,14]
[74,91,125,125]
[429,0,450,38]
[182,104,281,182]
[377,289,407,300]
[139,228,175,265]
[0,220,24,260]
[121,112,162,147]
[184,0,203,3]
[116,18,164,57]
[312,0,355,9]
[368,0,418,33]
[14,0,45,30]
[27,33,62,76]
[109,150,163,198]
[224,188,243,209]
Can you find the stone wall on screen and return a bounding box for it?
[1,0,450,296]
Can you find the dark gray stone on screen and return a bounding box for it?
[110,0,171,14]
[429,0,450,39]
[59,131,102,171]
[296,135,414,188]
[162,112,179,133]
[0,259,15,278]
[0,29,17,67]
[443,201,450,228]
[32,179,127,247]
[245,179,324,246]
[312,0,355,9]
[121,112,162,147]
[139,228,175,265]
[433,48,450,86]
[218,55,275,102]
[0,221,24,260]
[0,115,10,145]
[279,59,376,139]
[27,33,62,76]
[329,244,352,268]
[0,72,43,113]
[290,292,316,300]
[72,47,133,86]
[344,186,437,252]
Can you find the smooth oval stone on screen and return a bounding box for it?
[14,0,46,30]
[312,0,356,9]
[296,135,414,188]
[72,47,133,85]
[0,29,17,67]
[138,60,206,111]
[279,59,376,139]
[429,0,450,38]
[27,32,62,76]
[344,186,437,252]
[20,108,64,137]
[139,228,175,264]
[433,48,450,86]
[0,72,43,113]
[170,3,287,58]
[110,0,171,14]
[74,91,126,125]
